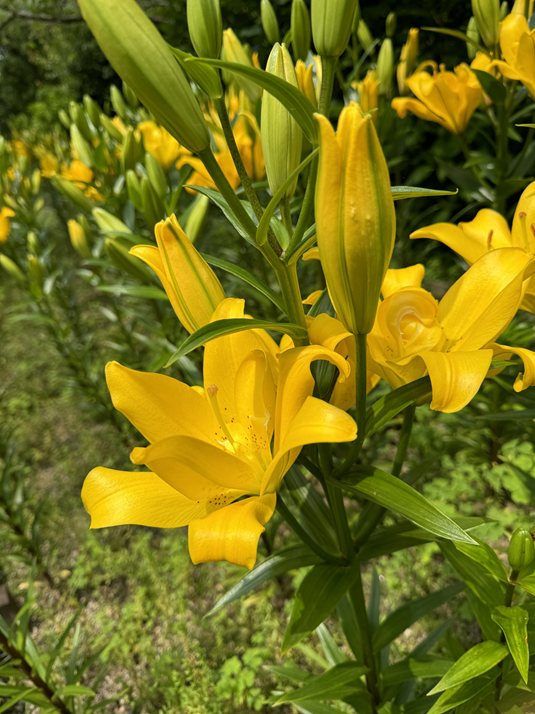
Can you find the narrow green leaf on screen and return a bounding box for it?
[285,225,317,265]
[453,537,509,583]
[428,641,508,695]
[492,606,530,684]
[273,662,368,704]
[365,378,432,438]
[515,573,535,597]
[98,285,168,300]
[201,253,286,313]
[440,542,504,608]
[471,69,506,104]
[427,673,499,714]
[316,624,347,666]
[391,186,458,201]
[266,663,312,684]
[336,468,477,545]
[282,562,361,654]
[57,684,96,697]
[381,658,454,686]
[372,583,464,653]
[186,185,256,245]
[294,702,350,714]
[257,148,318,246]
[165,318,308,366]
[206,544,322,616]
[0,689,38,714]
[421,27,489,55]
[192,58,318,141]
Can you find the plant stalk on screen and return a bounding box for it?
[349,570,380,711]
[318,56,336,117]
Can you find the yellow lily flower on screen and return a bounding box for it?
[131,214,226,333]
[295,60,317,107]
[315,102,396,336]
[39,154,59,178]
[353,69,380,121]
[138,120,182,171]
[367,251,535,412]
[61,160,104,201]
[492,13,535,98]
[391,62,483,134]
[82,298,356,569]
[9,140,30,160]
[411,180,535,312]
[397,28,419,95]
[0,207,16,243]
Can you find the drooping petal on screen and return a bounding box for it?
[438,248,535,351]
[308,314,352,355]
[105,361,219,444]
[418,350,493,413]
[274,345,351,454]
[511,180,535,252]
[261,396,357,494]
[391,97,449,130]
[491,343,535,392]
[82,467,220,528]
[188,493,277,569]
[381,264,425,297]
[130,435,262,495]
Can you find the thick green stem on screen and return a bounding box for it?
[318,56,336,117]
[280,197,293,239]
[495,570,518,709]
[276,495,347,565]
[324,477,355,562]
[335,333,367,477]
[349,570,380,710]
[272,260,308,344]
[288,158,318,253]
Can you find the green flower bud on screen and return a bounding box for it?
[386,11,396,37]
[70,124,94,169]
[261,0,280,44]
[222,29,261,103]
[0,136,5,157]
[261,43,303,199]
[71,103,93,142]
[472,0,500,48]
[93,207,132,236]
[141,176,165,232]
[106,236,153,282]
[377,38,394,95]
[110,85,128,120]
[0,254,25,282]
[52,175,94,212]
[184,194,210,244]
[83,94,101,128]
[58,109,71,129]
[78,213,93,244]
[292,0,311,62]
[28,254,44,289]
[500,1,509,19]
[126,170,144,210]
[27,231,39,254]
[168,45,223,99]
[31,169,41,196]
[357,18,374,53]
[120,127,143,174]
[508,527,535,571]
[146,153,167,198]
[467,16,480,60]
[122,81,139,109]
[100,114,125,142]
[34,197,45,213]
[187,0,222,59]
[68,219,93,259]
[311,0,357,57]
[78,0,210,153]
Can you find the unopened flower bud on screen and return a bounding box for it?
[79,0,210,153]
[28,254,44,289]
[58,109,71,129]
[130,214,226,332]
[377,38,394,95]
[83,95,101,128]
[100,114,125,142]
[295,60,317,106]
[110,85,128,120]
[222,29,262,103]
[261,43,303,199]
[185,194,210,244]
[71,103,93,142]
[122,81,139,109]
[120,127,143,174]
[312,0,358,58]
[508,527,535,571]
[27,231,39,254]
[357,18,375,53]
[141,176,166,232]
[466,17,480,60]
[386,11,397,37]
[500,1,509,18]
[68,219,92,259]
[261,0,280,43]
[472,0,500,47]
[291,0,311,62]
[31,169,41,195]
[187,0,222,59]
[126,170,144,210]
[71,124,94,169]
[106,236,153,282]
[93,207,132,236]
[145,153,167,199]
[0,254,25,282]
[52,175,94,212]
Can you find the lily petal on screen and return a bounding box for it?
[382,264,425,297]
[82,467,219,528]
[491,343,535,392]
[418,350,493,412]
[391,97,450,131]
[188,493,277,569]
[105,361,219,444]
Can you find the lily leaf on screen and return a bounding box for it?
[365,378,432,437]
[191,57,318,141]
[381,658,455,687]
[428,641,508,694]
[427,673,500,714]
[273,662,368,705]
[492,606,529,684]
[165,318,308,366]
[98,285,168,300]
[453,537,509,583]
[391,186,458,201]
[285,225,317,265]
[472,69,506,104]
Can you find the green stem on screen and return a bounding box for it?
[335,333,367,477]
[276,495,347,565]
[280,197,293,239]
[349,570,380,710]
[495,570,518,709]
[288,158,318,253]
[392,404,417,478]
[457,133,494,196]
[318,56,336,117]
[272,260,308,345]
[494,101,509,214]
[324,476,355,562]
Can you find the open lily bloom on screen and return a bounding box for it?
[391,62,482,134]
[138,120,182,171]
[0,207,15,243]
[492,13,535,98]
[82,298,357,569]
[366,253,535,413]
[411,181,535,312]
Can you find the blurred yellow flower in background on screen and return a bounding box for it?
[0,207,16,242]
[138,120,181,171]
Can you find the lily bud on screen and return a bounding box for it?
[71,103,93,142]
[28,254,44,289]
[141,176,166,232]
[78,0,210,153]
[126,170,144,210]
[184,194,210,244]
[52,175,94,212]
[291,0,311,62]
[315,103,396,335]
[110,85,128,120]
[508,527,535,570]
[0,254,25,282]
[130,214,226,333]
[83,95,101,128]
[106,237,154,282]
[122,81,139,109]
[357,19,375,53]
[501,1,509,18]
[58,109,71,129]
[472,0,501,47]
[377,38,394,95]
[31,169,41,196]
[261,43,303,199]
[467,17,480,60]
[386,11,396,37]
[146,153,167,199]
[311,0,357,57]
[261,0,280,43]
[68,219,92,259]
[187,0,222,59]
[222,29,261,103]
[295,60,317,106]
[71,124,94,169]
[27,231,39,254]
[100,114,125,142]
[93,207,132,236]
[120,127,143,174]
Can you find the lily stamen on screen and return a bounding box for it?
[207,384,235,446]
